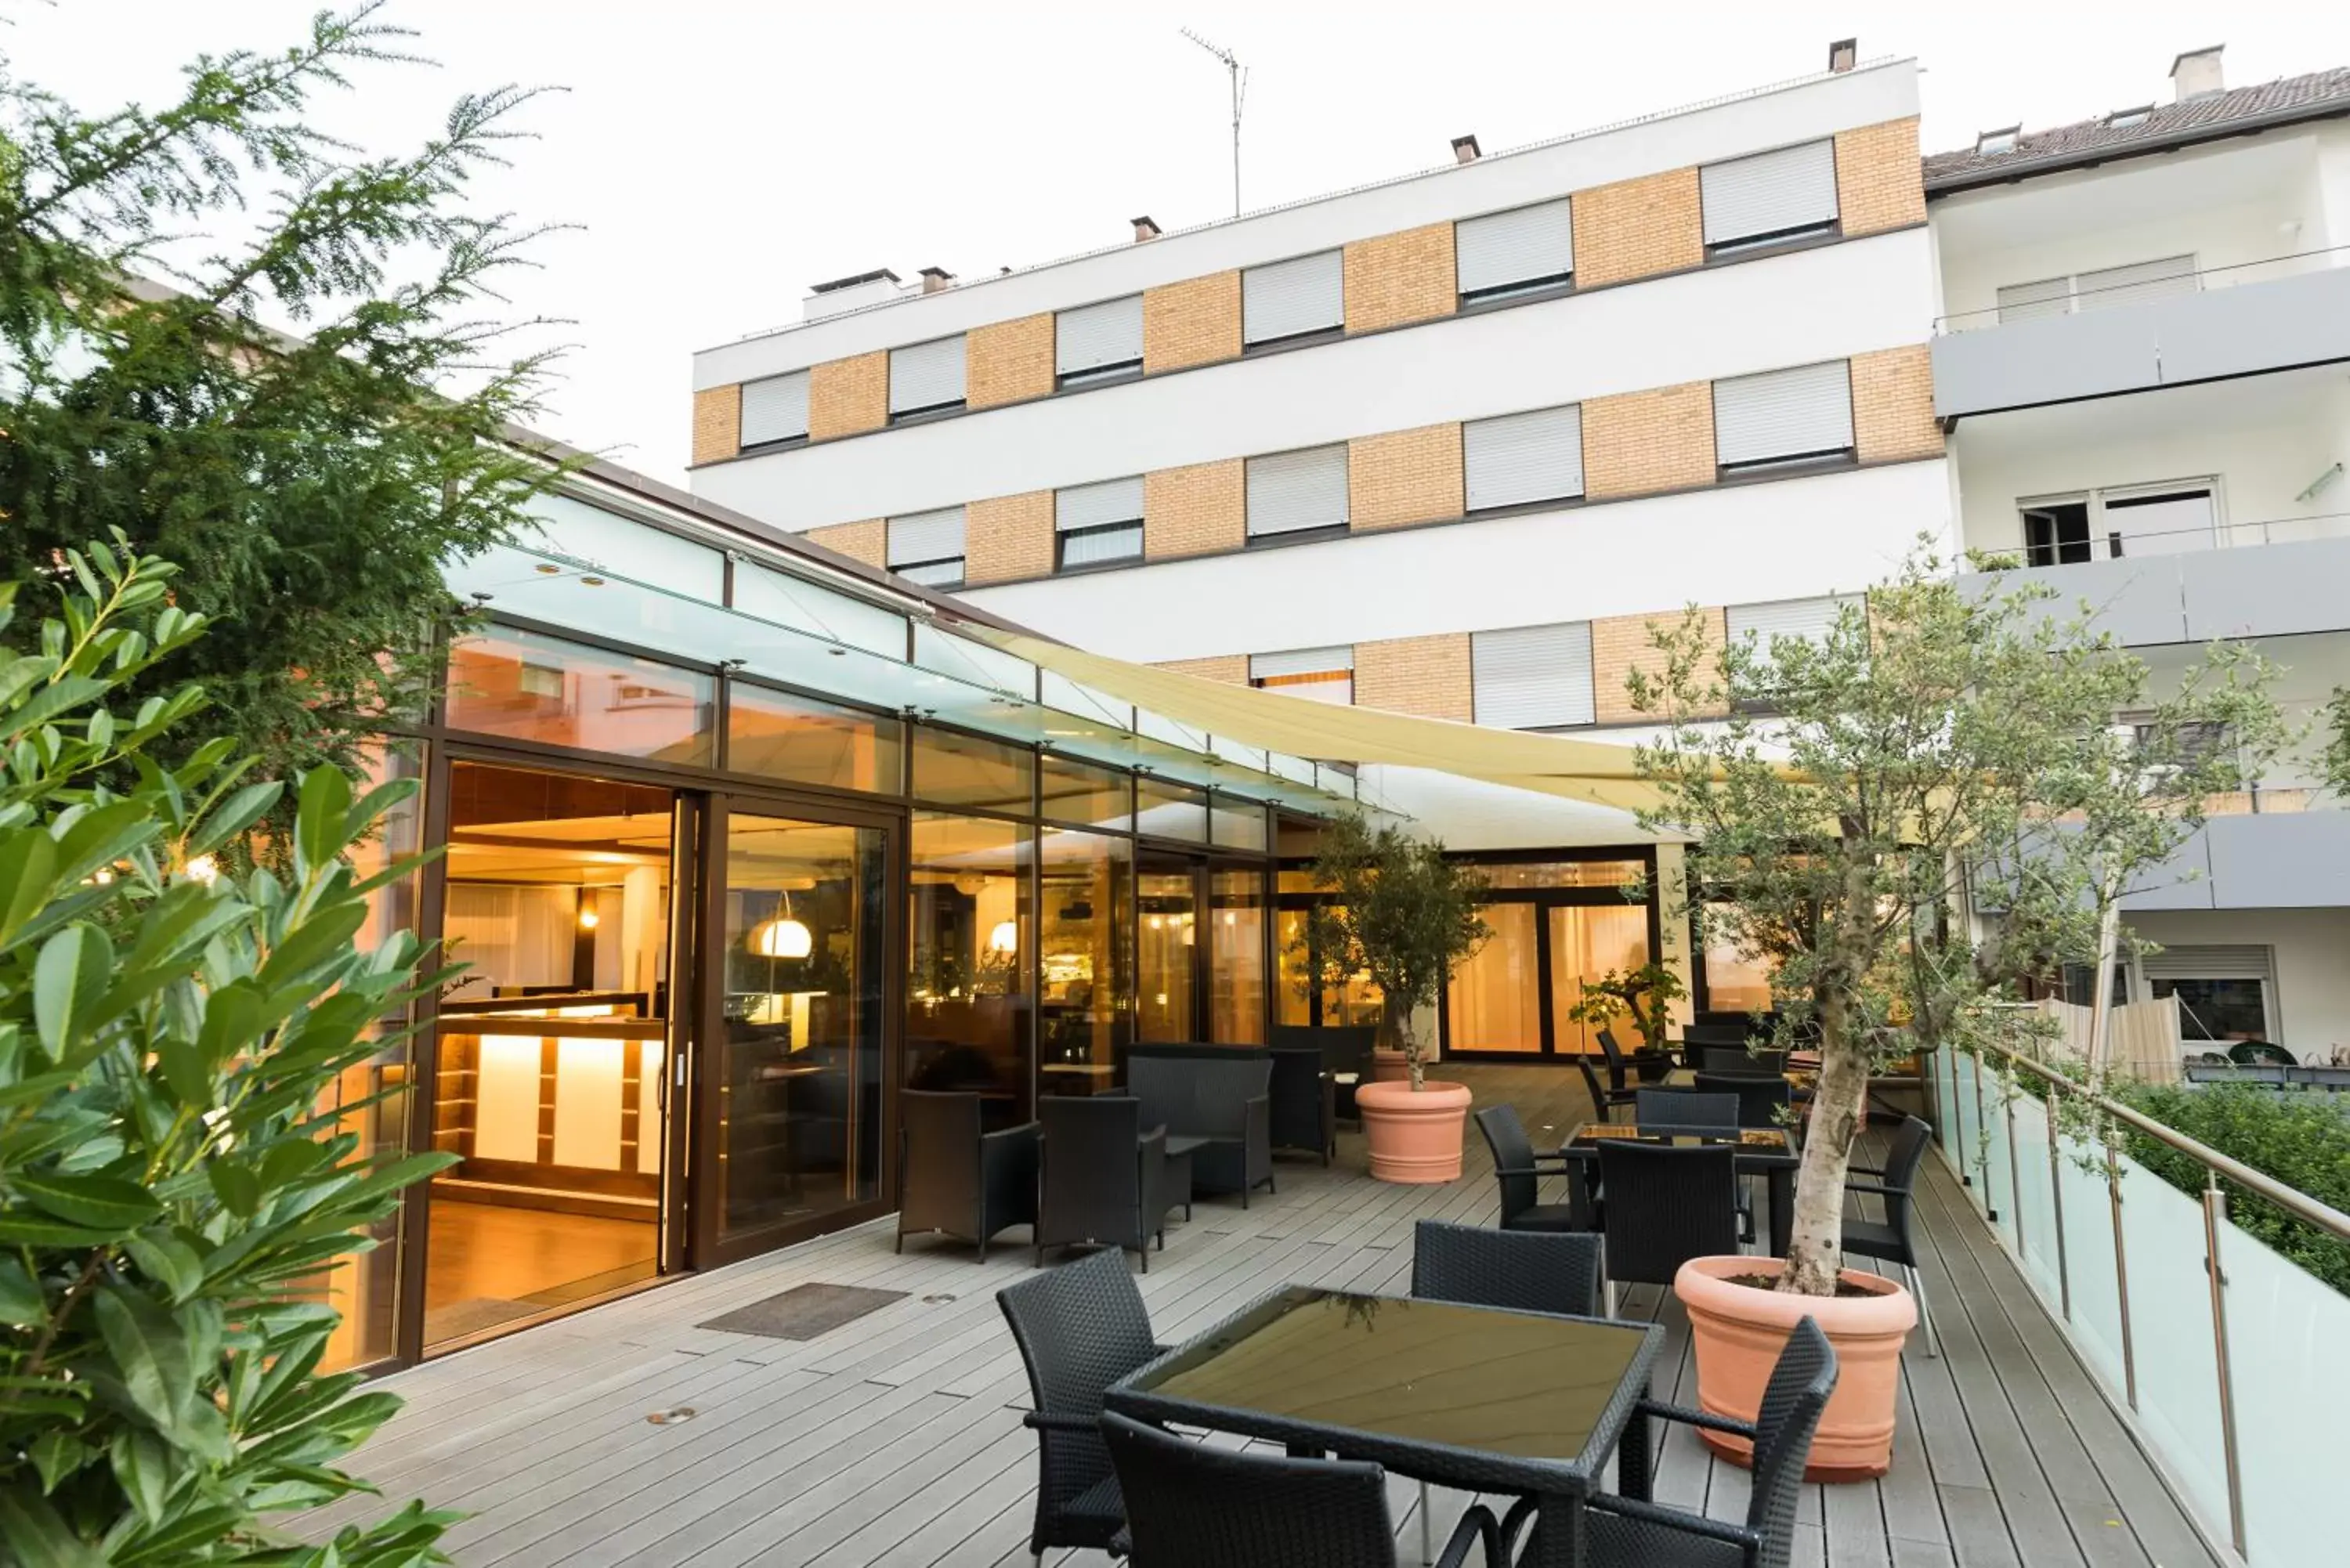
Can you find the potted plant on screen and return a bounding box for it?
[1297,814,1489,1182]
[1628,544,2281,1478]
[1564,962,1686,1078]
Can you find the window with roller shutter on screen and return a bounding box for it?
[888,335,966,421]
[1055,295,1144,387]
[1455,199,1574,305]
[1464,406,1583,512]
[739,371,809,449]
[1249,646,1354,706]
[1246,446,1349,541]
[1242,251,1343,349]
[1712,362,1854,474]
[1054,476,1144,572]
[1700,139,1839,254]
[1471,623,1594,730]
[1726,595,1860,710]
[887,506,966,589]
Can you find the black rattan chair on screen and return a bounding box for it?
[1600,1025,1676,1084]
[1838,1115,1939,1357]
[1036,1097,1175,1273]
[1473,1104,1585,1234]
[1694,1071,1793,1130]
[997,1248,1166,1561]
[1104,1410,1503,1568]
[1596,1140,1741,1314]
[1129,1056,1275,1205]
[1267,1045,1336,1165]
[1701,1044,1790,1075]
[895,1089,1039,1263]
[1633,1088,1737,1133]
[1577,1053,1639,1124]
[1518,1317,1839,1568]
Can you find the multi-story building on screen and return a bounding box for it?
[688,43,1945,1062]
[1933,46,2350,1060]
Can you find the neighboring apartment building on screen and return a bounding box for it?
[688,44,1943,1061]
[1932,45,2350,1061]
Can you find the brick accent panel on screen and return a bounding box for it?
[1593,605,1729,724]
[1354,633,1473,721]
[1348,424,1463,532]
[1583,381,1716,499]
[1850,345,1943,463]
[1153,654,1249,685]
[1343,223,1457,334]
[692,385,740,465]
[1572,168,1704,288]
[808,351,889,441]
[1144,459,1246,560]
[964,490,1055,584]
[1835,118,1927,238]
[801,518,886,570]
[967,313,1055,410]
[1144,271,1242,373]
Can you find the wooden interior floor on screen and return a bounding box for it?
[423,1196,659,1346]
[303,1067,2221,1568]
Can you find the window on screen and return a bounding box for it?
[444,627,717,764]
[727,685,902,794]
[1464,405,1584,512]
[1470,622,1594,729]
[1712,361,1854,474]
[1246,445,1348,540]
[2141,945,2274,1043]
[887,506,967,588]
[2121,711,2237,771]
[1040,753,1131,831]
[1211,795,1268,852]
[1137,778,1209,843]
[910,724,1035,813]
[1700,139,1839,254]
[2106,106,2153,130]
[2022,501,2092,565]
[1455,198,1574,304]
[888,335,966,421]
[1726,596,1856,706]
[1055,476,1144,571]
[1242,251,1343,349]
[1975,126,2020,156]
[1056,294,1143,387]
[1249,646,1354,706]
[2021,481,2216,564]
[1997,255,2197,323]
[739,370,809,448]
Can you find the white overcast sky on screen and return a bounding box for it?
[14,2,2350,483]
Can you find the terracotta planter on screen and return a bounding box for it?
[1674,1255,1917,1482]
[1370,1048,1412,1082]
[1355,1079,1472,1183]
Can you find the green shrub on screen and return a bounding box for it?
[0,540,454,1564]
[2116,1081,2350,1296]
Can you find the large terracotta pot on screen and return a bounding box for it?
[1674,1255,1917,1482]
[1370,1048,1411,1082]
[1355,1079,1472,1183]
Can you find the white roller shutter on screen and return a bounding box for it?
[1701,139,1838,247]
[1465,406,1584,511]
[1996,276,2072,323]
[1472,623,1594,729]
[1246,446,1349,537]
[1055,295,1144,376]
[1056,476,1144,531]
[888,336,966,415]
[1249,646,1354,680]
[1456,198,1575,297]
[888,506,966,567]
[2142,945,2272,981]
[1243,251,1343,345]
[1726,596,1853,649]
[2101,486,2214,555]
[1712,362,1853,468]
[739,372,809,446]
[2077,255,2197,312]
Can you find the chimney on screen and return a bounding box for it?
[2171,45,2225,102]
[1131,215,1160,243]
[1828,38,1857,74]
[1451,133,1482,164]
[918,266,954,294]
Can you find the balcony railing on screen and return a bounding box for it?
[1925,1041,2350,1564]
[1998,507,2350,566]
[1936,245,2350,334]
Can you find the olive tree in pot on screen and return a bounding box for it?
[1628,540,2280,1479]
[1299,814,1488,1183]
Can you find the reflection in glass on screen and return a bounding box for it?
[1210,865,1267,1043]
[1480,858,1646,890]
[718,814,888,1241]
[1211,796,1269,851]
[1138,854,1198,1042]
[1039,828,1130,1093]
[1546,905,1652,1055]
[1040,753,1132,830]
[910,724,1036,814]
[1448,904,1541,1053]
[1137,777,1209,843]
[1701,905,1777,1013]
[906,813,1034,1123]
[444,626,716,764]
[728,684,902,794]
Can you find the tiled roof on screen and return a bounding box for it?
[1924,66,2350,189]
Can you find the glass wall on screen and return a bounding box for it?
[906,812,1033,1123]
[1209,865,1267,1043]
[1137,851,1198,1042]
[445,627,716,765]
[728,683,902,794]
[1039,827,1130,1093]
[1274,868,1383,1029]
[911,726,1035,815]
[1444,854,1660,1057]
[1547,905,1653,1055]
[1448,904,1542,1052]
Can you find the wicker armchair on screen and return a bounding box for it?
[1036,1097,1176,1272]
[1632,1088,1737,1134]
[996,1248,1166,1561]
[1692,1071,1793,1129]
[895,1089,1038,1263]
[1576,1053,1639,1124]
[1104,1410,1504,1568]
[1838,1115,1939,1357]
[1473,1104,1585,1234]
[1267,1045,1336,1165]
[1595,1140,1742,1314]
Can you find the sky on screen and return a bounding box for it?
[11,2,2350,484]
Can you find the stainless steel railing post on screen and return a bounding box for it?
[2106,1129,2138,1412]
[2003,1075,2026,1255]
[2201,1172,2248,1558]
[2046,1086,2070,1320]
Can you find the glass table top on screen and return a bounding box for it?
[1127,1286,1650,1461]
[1565,1123,1792,1152]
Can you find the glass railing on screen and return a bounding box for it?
[1925,1042,2350,1564]
[1936,245,2350,334]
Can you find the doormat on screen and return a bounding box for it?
[697,1283,908,1340]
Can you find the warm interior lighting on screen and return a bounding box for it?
[988,919,1020,954]
[577,906,601,930]
[748,916,813,959]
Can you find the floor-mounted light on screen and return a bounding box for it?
[988,919,1020,955]
[749,915,813,959]
[578,905,601,930]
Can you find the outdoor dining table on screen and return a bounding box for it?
[1105,1283,1665,1568]
[1558,1122,1803,1256]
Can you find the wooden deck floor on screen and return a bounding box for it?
[297,1066,2220,1568]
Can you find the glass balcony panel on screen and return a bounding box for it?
[2222,1216,2350,1566]
[2114,1152,2232,1535]
[2006,1090,2064,1310]
[2052,1128,2130,1396]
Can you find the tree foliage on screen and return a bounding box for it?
[0,2,567,789]
[0,538,453,1563]
[1300,812,1489,1089]
[1629,540,2283,1295]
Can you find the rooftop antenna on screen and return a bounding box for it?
[1180,27,1247,217]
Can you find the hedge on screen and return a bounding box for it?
[2116,1082,2350,1297]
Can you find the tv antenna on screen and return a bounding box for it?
[1180,27,1247,217]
